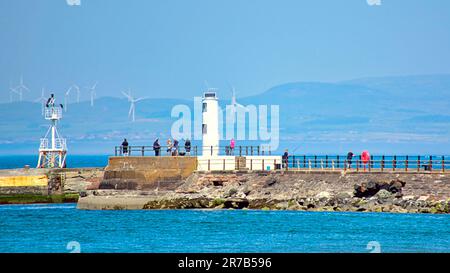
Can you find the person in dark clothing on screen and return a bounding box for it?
[346,151,354,169]
[172,139,179,156]
[184,139,191,156]
[282,149,289,169]
[46,94,55,107]
[153,138,161,156]
[121,138,129,156]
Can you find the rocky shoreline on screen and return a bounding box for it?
[78,171,450,213]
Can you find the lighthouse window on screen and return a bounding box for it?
[202,102,207,112]
[202,124,207,134]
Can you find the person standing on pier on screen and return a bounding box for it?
[184,138,191,156]
[121,138,129,156]
[346,151,354,169]
[230,138,235,155]
[166,138,172,155]
[153,138,161,156]
[173,139,179,156]
[282,149,289,169]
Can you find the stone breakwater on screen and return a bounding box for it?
[78,171,450,213]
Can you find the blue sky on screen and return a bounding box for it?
[1,0,450,102]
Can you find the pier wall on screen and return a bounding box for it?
[78,169,450,212]
[100,156,197,190]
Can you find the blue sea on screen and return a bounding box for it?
[0,155,109,169]
[0,204,449,253]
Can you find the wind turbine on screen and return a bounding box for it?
[9,81,17,103]
[122,89,146,122]
[229,85,247,123]
[12,76,30,101]
[85,81,97,107]
[35,88,47,115]
[64,84,80,112]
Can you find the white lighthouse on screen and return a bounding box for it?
[202,91,220,156]
[37,96,67,168]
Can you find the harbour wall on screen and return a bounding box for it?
[78,156,450,213]
[1,156,449,213]
[0,167,104,204]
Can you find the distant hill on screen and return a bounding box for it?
[1,74,450,155]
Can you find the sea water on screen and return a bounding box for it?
[0,204,448,253]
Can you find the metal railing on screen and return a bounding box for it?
[197,157,283,171]
[114,145,271,157]
[39,138,67,150]
[285,155,450,172]
[44,107,62,120]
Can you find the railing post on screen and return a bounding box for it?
[239,146,242,157]
[393,155,397,171]
[210,146,213,156]
[325,155,328,169]
[262,159,265,171]
[115,147,117,156]
[251,146,253,156]
[257,146,260,156]
[293,155,296,169]
[223,159,225,171]
[262,146,265,156]
[442,156,445,173]
[246,146,248,156]
[337,155,340,169]
[303,155,306,168]
[429,155,433,172]
[208,159,210,171]
[417,156,420,172]
[142,146,145,156]
[405,155,409,172]
[381,155,385,172]
[314,156,317,168]
[250,159,253,170]
[370,155,374,169]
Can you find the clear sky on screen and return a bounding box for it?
[1,0,450,102]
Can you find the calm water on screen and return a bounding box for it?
[0,204,448,253]
[0,155,109,169]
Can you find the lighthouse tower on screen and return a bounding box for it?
[202,91,220,156]
[37,98,67,168]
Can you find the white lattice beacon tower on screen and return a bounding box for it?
[37,104,67,168]
[202,91,220,156]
